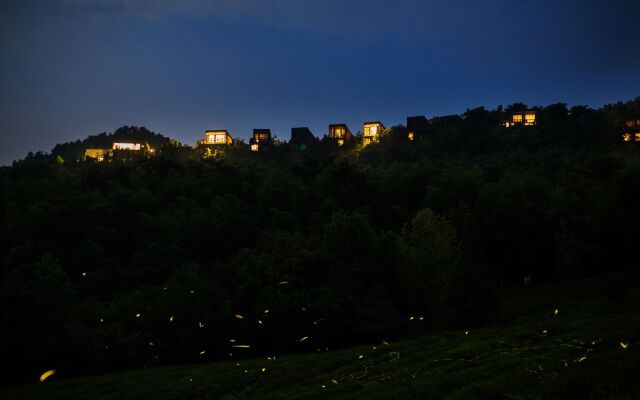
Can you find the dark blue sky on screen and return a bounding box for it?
[1,0,639,164]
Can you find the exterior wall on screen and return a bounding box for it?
[204,130,232,145]
[363,122,385,144]
[328,124,352,145]
[503,111,537,127]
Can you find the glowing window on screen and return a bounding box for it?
[525,113,536,125]
[337,139,344,146]
[113,143,141,150]
[623,133,632,142]
[635,133,640,141]
[408,132,414,141]
[627,120,635,128]
[512,114,523,123]
[214,134,227,144]
[250,144,259,151]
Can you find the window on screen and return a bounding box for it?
[250,144,259,151]
[408,132,414,141]
[636,133,640,142]
[113,143,141,150]
[214,134,227,144]
[623,133,632,142]
[512,114,523,123]
[627,120,635,128]
[206,134,216,144]
[525,113,536,125]
[256,133,270,141]
[337,139,344,146]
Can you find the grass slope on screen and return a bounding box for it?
[3,285,640,400]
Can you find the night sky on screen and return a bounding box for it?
[1,0,639,165]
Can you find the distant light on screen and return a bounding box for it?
[39,370,56,382]
[136,313,141,318]
[554,309,559,316]
[620,342,629,349]
[235,314,244,320]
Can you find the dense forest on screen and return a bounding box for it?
[1,99,640,385]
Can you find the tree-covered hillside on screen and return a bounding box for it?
[1,99,640,386]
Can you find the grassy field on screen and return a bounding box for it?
[3,283,640,399]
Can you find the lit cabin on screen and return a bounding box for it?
[362,121,385,145]
[327,124,352,146]
[622,119,640,142]
[250,129,274,152]
[290,127,318,150]
[200,130,233,146]
[112,142,142,150]
[503,111,537,127]
[406,116,430,141]
[84,148,112,162]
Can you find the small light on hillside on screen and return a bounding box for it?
[39,370,56,382]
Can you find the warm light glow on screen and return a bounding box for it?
[627,120,635,128]
[235,314,244,319]
[205,131,231,145]
[635,133,640,141]
[39,370,56,382]
[512,114,523,123]
[408,132,414,141]
[85,148,111,161]
[623,133,632,142]
[524,113,536,125]
[620,342,629,349]
[250,144,259,152]
[337,139,344,146]
[554,309,559,316]
[112,142,142,151]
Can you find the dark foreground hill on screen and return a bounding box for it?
[2,282,639,400]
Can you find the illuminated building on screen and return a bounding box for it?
[622,119,640,142]
[199,130,233,146]
[362,121,385,145]
[290,127,318,150]
[250,129,274,152]
[328,124,352,146]
[84,148,112,162]
[502,111,537,127]
[85,142,153,161]
[112,142,142,150]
